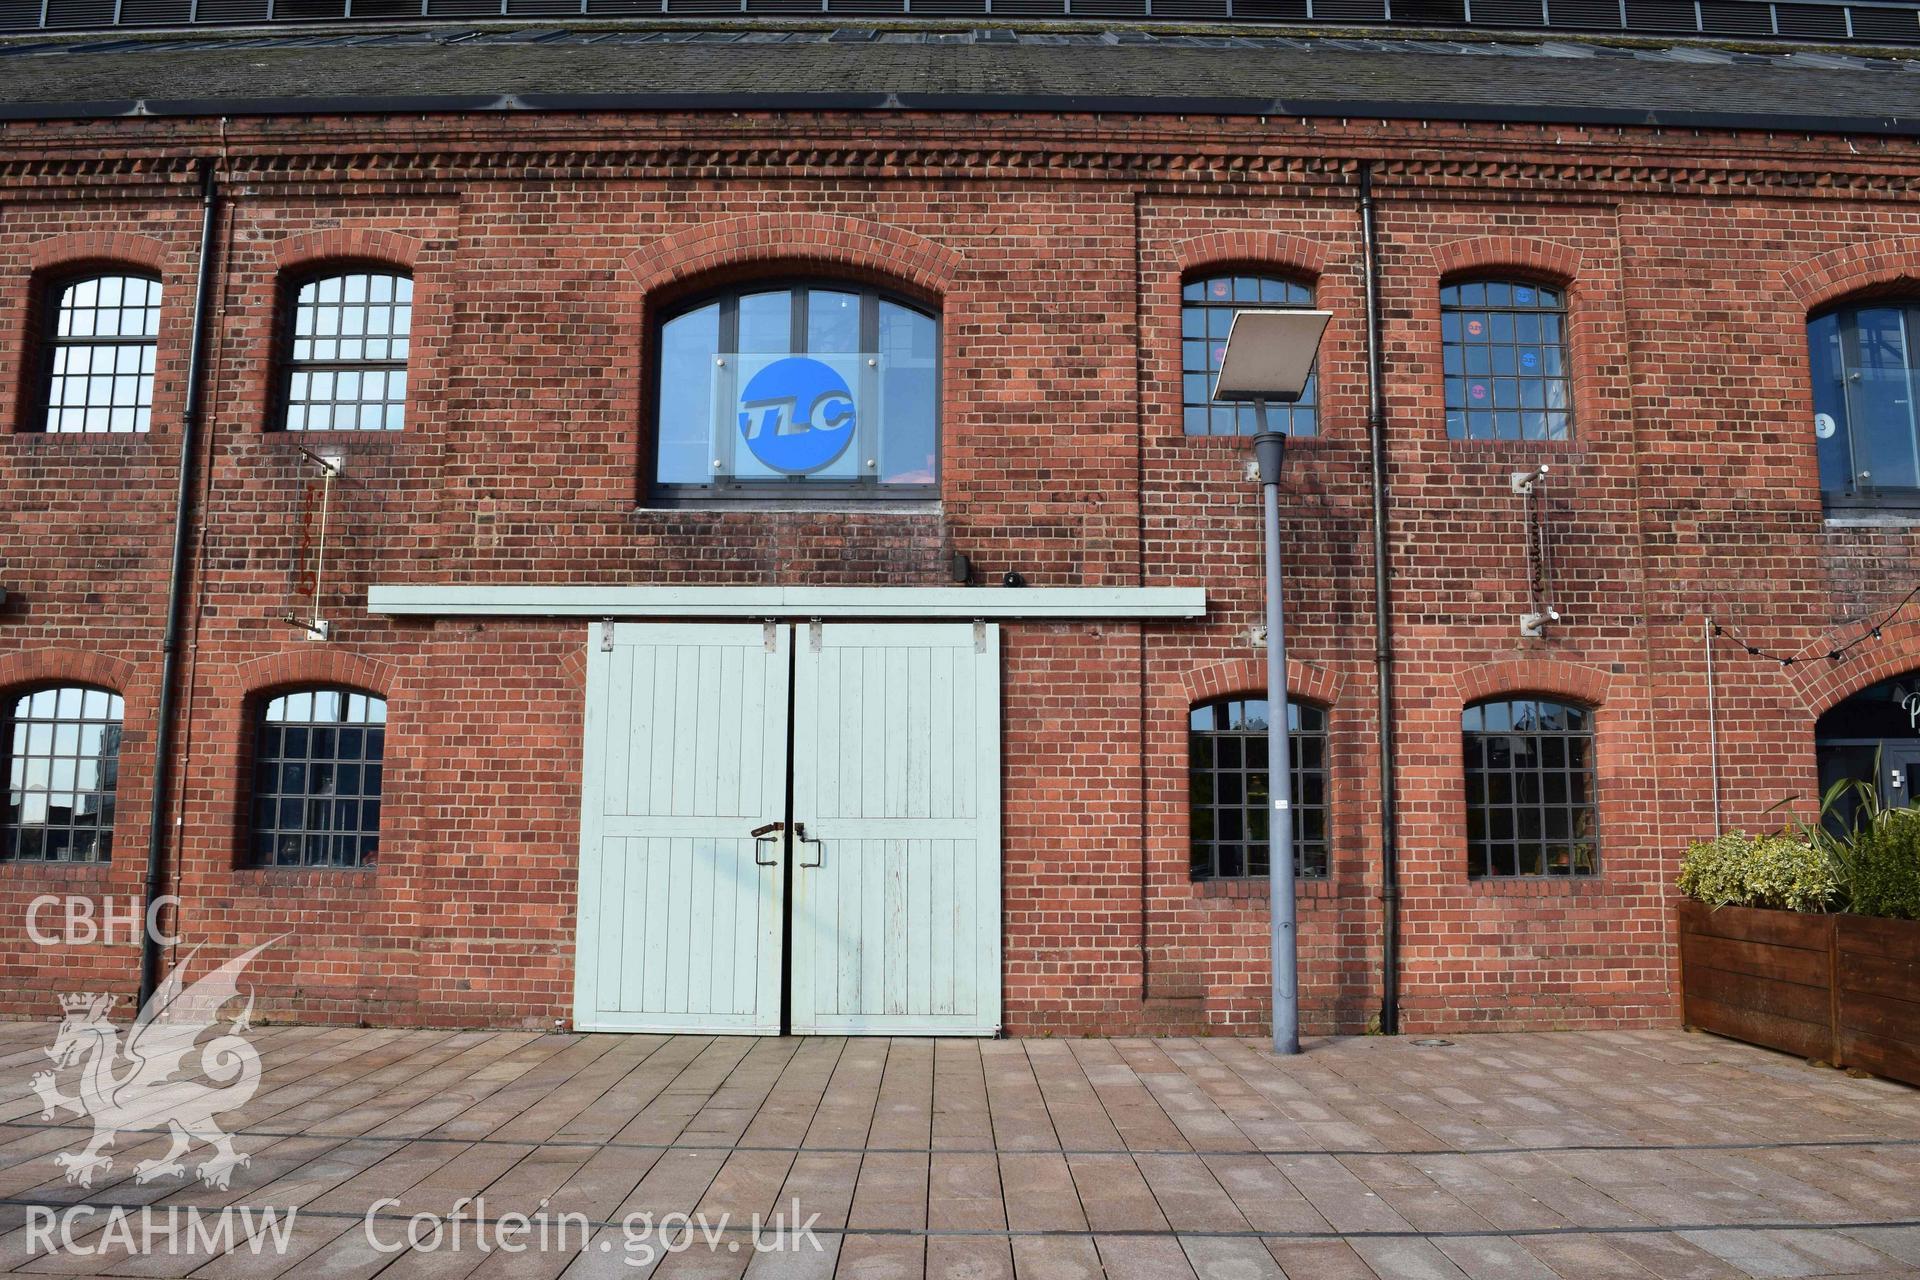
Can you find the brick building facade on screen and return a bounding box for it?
[4,23,1920,1036]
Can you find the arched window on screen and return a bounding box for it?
[1809,302,1920,506]
[251,688,386,867]
[1815,674,1920,826]
[279,270,412,432]
[1462,697,1596,877]
[652,281,939,501]
[1189,696,1328,880]
[1442,280,1570,441]
[38,273,160,434]
[4,686,123,862]
[1181,275,1318,437]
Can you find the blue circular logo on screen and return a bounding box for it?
[1521,351,1539,370]
[737,357,856,475]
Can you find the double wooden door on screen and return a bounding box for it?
[573,621,1001,1035]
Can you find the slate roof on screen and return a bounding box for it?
[1,23,1918,133]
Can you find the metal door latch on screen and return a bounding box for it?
[795,821,823,868]
[750,821,784,866]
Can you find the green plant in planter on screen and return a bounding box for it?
[1772,770,1920,919]
[1849,807,1920,920]
[1677,830,1838,913]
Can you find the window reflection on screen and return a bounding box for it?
[4,687,123,862]
[651,283,939,499]
[1188,696,1329,880]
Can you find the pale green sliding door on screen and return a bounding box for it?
[573,623,788,1033]
[790,623,1002,1035]
[574,620,1000,1035]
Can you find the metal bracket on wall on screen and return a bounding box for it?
[809,620,823,652]
[974,620,988,654]
[763,620,778,652]
[600,618,615,653]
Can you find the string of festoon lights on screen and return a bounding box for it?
[1708,582,1920,668]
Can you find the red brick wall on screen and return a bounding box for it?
[3,111,1917,1034]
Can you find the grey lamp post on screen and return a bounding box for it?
[1211,308,1332,1057]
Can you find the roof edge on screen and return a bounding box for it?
[3,90,1912,138]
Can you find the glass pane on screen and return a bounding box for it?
[1844,307,1920,491]
[807,290,861,354]
[880,302,939,486]
[657,303,721,486]
[1804,312,1850,487]
[737,291,792,353]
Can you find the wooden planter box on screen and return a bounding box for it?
[1677,899,1920,1087]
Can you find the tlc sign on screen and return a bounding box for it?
[736,355,859,475]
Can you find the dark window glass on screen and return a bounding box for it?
[4,686,123,862]
[652,283,939,498]
[281,272,412,432]
[1181,275,1318,437]
[40,275,160,434]
[252,689,386,867]
[1810,304,1920,504]
[1442,280,1571,441]
[1189,696,1328,880]
[1462,697,1596,877]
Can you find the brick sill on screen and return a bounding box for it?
[229,865,381,884]
[0,860,121,880]
[1469,875,1606,896]
[1192,877,1339,901]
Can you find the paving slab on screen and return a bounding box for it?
[0,1029,1915,1278]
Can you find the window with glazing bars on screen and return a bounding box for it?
[280,272,412,432]
[1181,275,1318,437]
[252,689,386,867]
[1189,697,1329,879]
[4,686,123,862]
[1462,697,1597,877]
[1442,280,1571,441]
[39,274,160,434]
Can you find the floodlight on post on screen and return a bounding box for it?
[1211,308,1332,1058]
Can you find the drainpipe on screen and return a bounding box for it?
[139,157,220,1008]
[1359,163,1402,1036]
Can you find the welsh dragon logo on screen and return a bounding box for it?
[32,939,278,1191]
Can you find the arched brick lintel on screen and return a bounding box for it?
[1452,657,1611,708]
[271,229,422,273]
[230,648,398,702]
[1180,656,1345,709]
[1783,242,1920,314]
[0,648,139,696]
[1431,235,1585,287]
[27,232,171,275]
[1787,616,1920,717]
[623,215,964,302]
[1172,231,1329,285]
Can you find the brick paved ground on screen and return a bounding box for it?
[0,1023,1918,1278]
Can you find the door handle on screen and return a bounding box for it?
[750,821,784,867]
[795,822,823,868]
